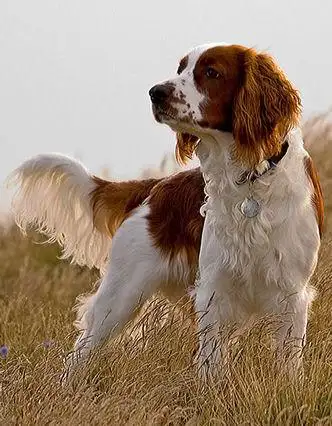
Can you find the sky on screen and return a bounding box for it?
[1,0,332,208]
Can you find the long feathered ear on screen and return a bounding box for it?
[175,132,200,165]
[233,50,301,167]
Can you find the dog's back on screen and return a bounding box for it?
[8,154,204,272]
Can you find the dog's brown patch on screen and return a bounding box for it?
[91,168,205,264]
[91,176,161,237]
[147,168,205,265]
[304,156,324,237]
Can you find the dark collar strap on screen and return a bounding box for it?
[236,141,289,185]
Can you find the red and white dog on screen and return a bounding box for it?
[9,43,323,378]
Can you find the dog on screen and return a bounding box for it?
[9,43,323,379]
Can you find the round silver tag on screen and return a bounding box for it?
[240,197,261,218]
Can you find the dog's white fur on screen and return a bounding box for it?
[9,154,110,270]
[71,205,168,366]
[193,129,318,376]
[8,44,321,380]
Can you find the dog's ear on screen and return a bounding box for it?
[175,132,200,165]
[233,50,301,167]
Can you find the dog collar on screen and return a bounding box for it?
[236,141,289,186]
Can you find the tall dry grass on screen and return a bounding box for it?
[1,115,332,425]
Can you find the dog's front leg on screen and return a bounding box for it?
[272,287,314,377]
[194,269,234,381]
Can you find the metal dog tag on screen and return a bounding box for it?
[240,197,261,218]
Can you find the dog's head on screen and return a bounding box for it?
[149,43,301,167]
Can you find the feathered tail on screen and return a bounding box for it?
[7,153,159,271]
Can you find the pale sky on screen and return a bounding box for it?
[1,0,332,208]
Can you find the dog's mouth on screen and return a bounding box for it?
[152,105,179,123]
[152,104,202,139]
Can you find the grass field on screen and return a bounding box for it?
[1,114,332,425]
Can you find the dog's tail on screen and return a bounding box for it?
[7,154,160,270]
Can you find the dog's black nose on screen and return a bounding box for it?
[149,84,173,104]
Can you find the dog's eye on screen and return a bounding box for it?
[205,67,220,79]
